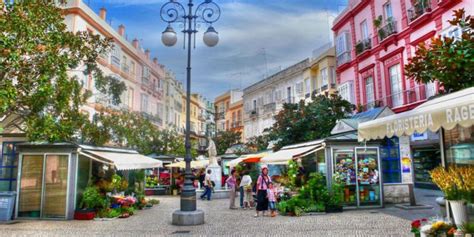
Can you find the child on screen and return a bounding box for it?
[267,182,277,217]
[244,183,253,209]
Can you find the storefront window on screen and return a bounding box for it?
[444,126,474,166]
[380,138,401,183]
[0,142,19,191]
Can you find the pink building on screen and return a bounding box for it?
[333,0,471,113]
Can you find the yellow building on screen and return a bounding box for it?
[307,46,337,97]
[214,89,244,140]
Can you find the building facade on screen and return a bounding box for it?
[214,90,243,132]
[332,0,469,112]
[0,0,168,191]
[163,71,185,133]
[308,46,338,99]
[242,59,310,141]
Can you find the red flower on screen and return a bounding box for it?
[411,220,421,229]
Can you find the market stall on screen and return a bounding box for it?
[15,143,162,220]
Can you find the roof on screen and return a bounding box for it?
[331,107,394,135]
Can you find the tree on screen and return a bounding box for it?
[405,9,474,93]
[214,130,242,155]
[0,1,125,142]
[268,93,353,150]
[246,135,270,152]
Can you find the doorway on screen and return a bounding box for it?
[17,154,69,219]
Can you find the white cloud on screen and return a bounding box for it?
[103,1,336,99]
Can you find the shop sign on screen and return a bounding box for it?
[411,132,428,141]
[399,136,413,184]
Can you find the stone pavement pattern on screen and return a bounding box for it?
[0,197,413,237]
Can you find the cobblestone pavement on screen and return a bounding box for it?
[0,196,413,237]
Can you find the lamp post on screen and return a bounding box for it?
[160,0,221,226]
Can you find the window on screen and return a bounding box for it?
[383,2,393,20]
[361,20,369,40]
[305,78,311,97]
[122,55,129,73]
[142,66,150,83]
[287,87,292,103]
[321,68,328,87]
[336,32,351,55]
[330,67,336,84]
[274,90,282,102]
[253,100,257,111]
[426,82,436,98]
[265,91,273,104]
[389,64,403,107]
[237,110,242,121]
[444,126,474,166]
[110,43,121,67]
[141,93,149,113]
[295,82,304,95]
[338,82,354,104]
[130,61,136,75]
[380,138,401,183]
[365,77,375,109]
[0,142,19,191]
[440,25,462,41]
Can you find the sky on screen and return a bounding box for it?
[86,0,348,101]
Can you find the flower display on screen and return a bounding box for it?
[430,166,474,202]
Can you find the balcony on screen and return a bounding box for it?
[263,102,276,113]
[355,38,372,55]
[216,112,225,120]
[142,76,150,85]
[358,85,429,112]
[337,51,351,67]
[231,121,243,129]
[408,0,432,23]
[249,109,259,118]
[141,112,163,126]
[378,20,397,42]
[121,64,130,74]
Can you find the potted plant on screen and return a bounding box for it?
[170,184,179,196]
[430,166,473,226]
[75,186,106,220]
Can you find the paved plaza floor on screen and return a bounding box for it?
[0,193,438,237]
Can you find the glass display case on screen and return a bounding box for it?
[333,147,383,208]
[355,148,382,207]
[333,150,357,207]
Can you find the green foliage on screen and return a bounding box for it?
[268,94,352,150]
[81,186,107,210]
[245,135,270,153]
[214,130,243,155]
[287,160,299,189]
[405,9,474,93]
[327,178,344,209]
[148,199,160,205]
[461,221,474,234]
[0,1,125,142]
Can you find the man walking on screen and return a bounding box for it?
[200,169,213,201]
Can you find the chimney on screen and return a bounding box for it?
[132,38,139,49]
[153,57,158,65]
[118,24,125,36]
[145,49,150,59]
[99,7,106,20]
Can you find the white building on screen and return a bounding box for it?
[243,59,310,141]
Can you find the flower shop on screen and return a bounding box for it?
[14,143,162,220]
[358,88,474,236]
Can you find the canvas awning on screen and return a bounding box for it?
[166,159,209,169]
[226,152,269,167]
[358,87,474,141]
[260,142,325,165]
[81,150,163,170]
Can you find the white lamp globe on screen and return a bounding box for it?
[162,26,177,47]
[203,26,219,47]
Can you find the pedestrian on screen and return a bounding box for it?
[255,167,271,217]
[200,169,212,201]
[226,169,238,209]
[267,182,277,217]
[239,171,252,209]
[199,169,205,189]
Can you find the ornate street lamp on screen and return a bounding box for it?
[159,0,221,226]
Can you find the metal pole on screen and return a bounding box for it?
[181,0,196,212]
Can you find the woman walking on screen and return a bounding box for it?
[226,169,238,209]
[255,167,271,217]
[239,171,252,209]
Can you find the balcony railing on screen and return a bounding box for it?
[263,102,276,113]
[408,0,431,23]
[337,51,351,66]
[231,121,243,128]
[358,85,429,112]
[141,112,163,126]
[355,38,372,55]
[378,20,397,42]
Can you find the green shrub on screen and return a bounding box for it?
[148,199,160,205]
[81,186,107,210]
